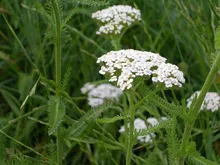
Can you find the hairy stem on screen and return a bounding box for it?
[51,0,62,164]
[126,95,134,165]
[180,51,220,164]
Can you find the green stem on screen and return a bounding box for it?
[180,51,220,164]
[51,0,62,164]
[126,95,134,165]
[111,37,121,50]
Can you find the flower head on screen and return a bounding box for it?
[187,91,220,112]
[81,83,123,107]
[97,49,185,90]
[119,117,166,143]
[92,5,141,35]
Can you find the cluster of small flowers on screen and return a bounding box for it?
[92,5,141,35]
[81,83,123,107]
[187,91,220,112]
[97,49,185,90]
[119,117,167,143]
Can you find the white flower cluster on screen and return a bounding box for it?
[92,5,141,35]
[97,49,185,90]
[81,83,123,107]
[187,91,220,112]
[119,117,167,143]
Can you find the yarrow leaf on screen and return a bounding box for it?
[48,96,66,135]
[97,115,125,124]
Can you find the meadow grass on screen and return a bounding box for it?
[0,0,220,164]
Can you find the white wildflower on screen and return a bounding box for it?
[80,83,95,94]
[92,5,141,35]
[119,118,161,143]
[97,49,185,90]
[81,83,123,107]
[187,91,220,112]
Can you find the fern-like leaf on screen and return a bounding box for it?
[61,67,72,91]
[67,102,113,138]
[48,96,66,135]
[187,152,218,165]
[97,115,124,124]
[166,117,180,165]
[64,0,109,6]
[148,94,183,118]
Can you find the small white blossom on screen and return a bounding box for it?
[80,83,95,94]
[119,117,165,143]
[97,49,185,90]
[92,5,141,35]
[187,91,220,112]
[81,83,123,107]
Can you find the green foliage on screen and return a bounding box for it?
[48,96,66,135]
[97,115,124,124]
[0,134,6,165]
[64,0,109,6]
[0,0,220,164]
[148,94,183,118]
[215,26,220,51]
[67,102,113,138]
[166,117,180,165]
[62,67,72,91]
[187,152,219,165]
[134,119,169,137]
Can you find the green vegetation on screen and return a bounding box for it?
[0,0,220,164]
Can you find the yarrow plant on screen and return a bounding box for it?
[97,49,185,90]
[119,117,167,143]
[92,5,141,35]
[81,83,123,107]
[187,91,220,112]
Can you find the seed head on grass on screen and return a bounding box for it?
[187,91,220,112]
[92,5,141,35]
[81,83,123,107]
[97,49,185,90]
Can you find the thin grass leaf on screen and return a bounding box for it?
[20,78,40,110]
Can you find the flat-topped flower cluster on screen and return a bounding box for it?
[119,117,167,143]
[97,49,185,90]
[92,5,141,35]
[81,83,123,107]
[187,91,220,112]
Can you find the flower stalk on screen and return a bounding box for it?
[51,0,62,164]
[126,95,135,165]
[180,51,220,164]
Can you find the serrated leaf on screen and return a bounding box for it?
[188,152,219,165]
[148,94,183,118]
[134,119,169,137]
[48,96,66,135]
[67,103,113,138]
[166,117,180,165]
[97,115,124,124]
[64,0,109,6]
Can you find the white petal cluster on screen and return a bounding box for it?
[92,5,141,35]
[81,83,123,107]
[97,49,185,90]
[187,91,220,112]
[119,117,166,143]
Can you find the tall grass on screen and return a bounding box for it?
[0,0,220,164]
